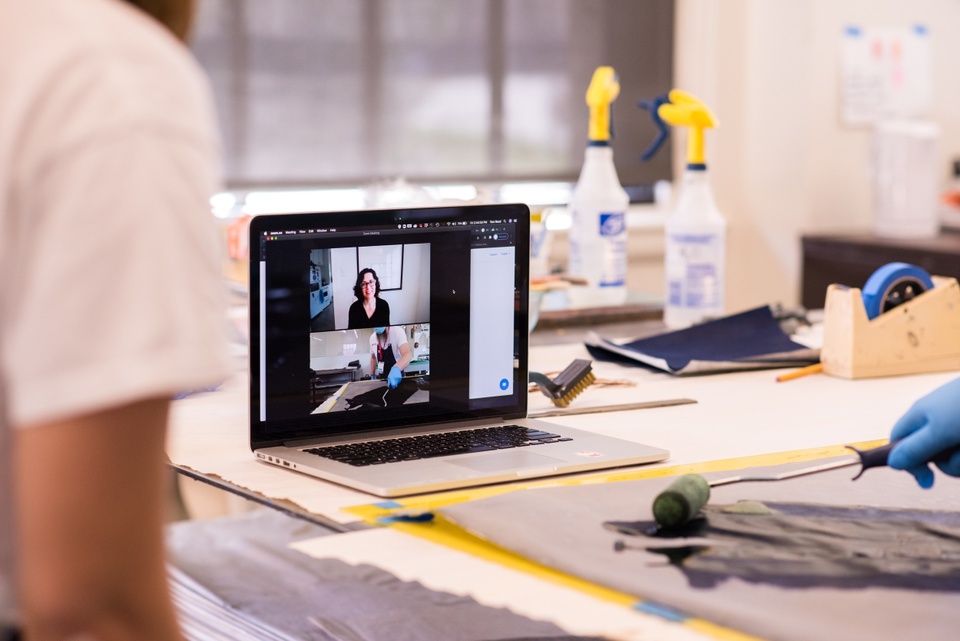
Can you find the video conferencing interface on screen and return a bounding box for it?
[253,209,527,436]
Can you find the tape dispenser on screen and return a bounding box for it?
[820,262,960,378]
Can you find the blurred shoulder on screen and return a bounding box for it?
[0,0,198,70]
[0,0,214,136]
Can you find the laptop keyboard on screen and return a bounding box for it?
[304,425,572,467]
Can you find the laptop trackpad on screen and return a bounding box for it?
[448,450,564,473]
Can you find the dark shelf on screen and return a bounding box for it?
[801,230,960,309]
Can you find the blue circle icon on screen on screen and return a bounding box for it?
[499,378,509,391]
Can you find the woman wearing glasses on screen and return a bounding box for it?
[348,267,391,329]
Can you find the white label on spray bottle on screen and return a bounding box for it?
[665,232,722,308]
[598,212,626,287]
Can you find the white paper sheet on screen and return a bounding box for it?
[168,343,960,526]
[840,24,932,126]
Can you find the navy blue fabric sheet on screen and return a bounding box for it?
[586,306,817,373]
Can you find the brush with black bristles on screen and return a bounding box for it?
[529,359,596,408]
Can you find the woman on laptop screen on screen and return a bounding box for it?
[348,267,391,329]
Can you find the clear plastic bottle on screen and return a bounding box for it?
[566,66,629,307]
[663,166,726,328]
[568,143,629,306]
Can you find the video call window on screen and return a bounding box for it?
[305,241,432,416]
[308,324,431,414]
[254,211,526,429]
[309,243,430,333]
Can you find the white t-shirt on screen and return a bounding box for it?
[0,0,231,624]
[369,327,409,375]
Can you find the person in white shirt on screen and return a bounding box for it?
[368,326,413,389]
[0,1,230,639]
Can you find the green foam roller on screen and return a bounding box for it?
[652,474,711,528]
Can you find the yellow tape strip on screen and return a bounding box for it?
[342,439,888,641]
[344,439,888,521]
[388,513,765,641]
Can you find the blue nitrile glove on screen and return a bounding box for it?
[387,366,402,389]
[889,376,960,488]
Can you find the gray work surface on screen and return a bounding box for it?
[167,509,606,641]
[440,461,960,641]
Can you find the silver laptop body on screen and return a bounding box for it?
[248,204,668,498]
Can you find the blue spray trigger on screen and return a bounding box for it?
[638,93,671,162]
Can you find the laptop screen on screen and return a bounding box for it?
[248,204,531,447]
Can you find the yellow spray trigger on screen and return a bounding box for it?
[586,66,620,142]
[657,89,718,166]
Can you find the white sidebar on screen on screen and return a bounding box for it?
[469,246,516,399]
[259,260,267,421]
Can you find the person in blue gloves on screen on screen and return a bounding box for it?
[889,377,960,488]
[369,326,412,389]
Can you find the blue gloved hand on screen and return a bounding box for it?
[889,376,960,488]
[387,365,402,389]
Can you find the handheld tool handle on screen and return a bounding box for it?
[849,441,960,479]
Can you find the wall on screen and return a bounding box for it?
[379,243,431,324]
[674,0,960,312]
[309,328,374,368]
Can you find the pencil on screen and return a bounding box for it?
[776,362,823,383]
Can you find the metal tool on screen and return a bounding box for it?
[652,441,960,529]
[527,397,696,418]
[709,442,896,487]
[529,359,596,408]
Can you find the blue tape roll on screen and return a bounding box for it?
[861,262,934,320]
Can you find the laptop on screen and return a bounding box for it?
[248,203,668,497]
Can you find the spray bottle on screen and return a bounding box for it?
[567,66,629,306]
[641,89,725,328]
